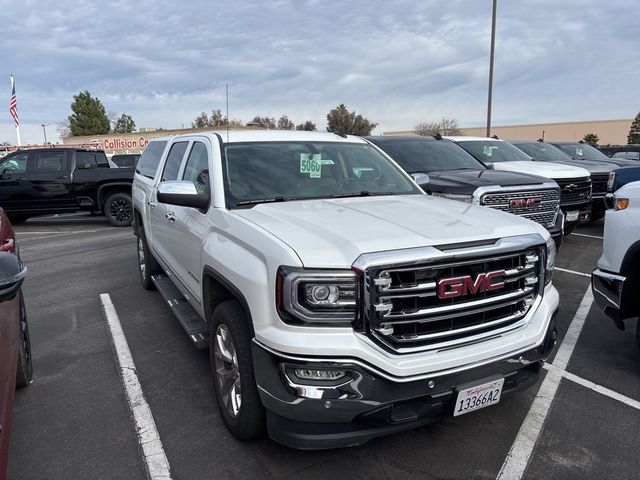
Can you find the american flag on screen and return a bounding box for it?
[9,75,19,127]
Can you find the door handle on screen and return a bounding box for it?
[165,212,176,223]
[148,200,157,209]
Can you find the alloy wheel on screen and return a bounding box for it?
[109,199,132,224]
[214,324,242,418]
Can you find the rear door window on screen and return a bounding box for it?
[136,141,168,179]
[34,151,67,171]
[161,142,189,182]
[76,152,98,169]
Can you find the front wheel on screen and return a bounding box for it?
[104,193,133,227]
[16,291,33,389]
[210,300,265,441]
[137,229,161,290]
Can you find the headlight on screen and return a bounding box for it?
[607,172,615,192]
[545,236,556,285]
[614,197,629,210]
[276,267,357,326]
[431,192,473,203]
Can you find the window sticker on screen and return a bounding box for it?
[576,147,583,156]
[300,153,322,178]
[352,167,374,177]
[483,145,494,157]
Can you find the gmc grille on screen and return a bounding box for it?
[480,189,559,228]
[556,177,591,206]
[362,246,545,354]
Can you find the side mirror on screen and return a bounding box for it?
[484,162,495,170]
[0,252,27,302]
[410,173,430,186]
[157,181,210,210]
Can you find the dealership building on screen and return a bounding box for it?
[384,118,634,145]
[58,118,635,155]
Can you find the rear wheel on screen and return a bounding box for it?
[137,228,161,290]
[210,300,265,441]
[563,224,576,236]
[104,193,133,227]
[16,291,33,389]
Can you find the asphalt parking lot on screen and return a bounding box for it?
[6,213,640,480]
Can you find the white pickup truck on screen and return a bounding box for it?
[592,181,640,349]
[132,130,559,449]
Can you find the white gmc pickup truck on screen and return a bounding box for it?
[132,130,559,449]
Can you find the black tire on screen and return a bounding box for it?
[210,300,266,441]
[104,192,133,227]
[8,215,29,224]
[16,291,33,389]
[137,228,161,290]
[564,224,576,236]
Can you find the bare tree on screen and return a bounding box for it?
[249,116,277,129]
[192,109,243,128]
[415,117,462,136]
[296,121,317,131]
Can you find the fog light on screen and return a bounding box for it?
[294,369,346,381]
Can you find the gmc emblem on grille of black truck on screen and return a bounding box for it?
[437,270,506,299]
[509,197,541,209]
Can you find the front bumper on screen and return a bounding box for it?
[253,309,558,450]
[560,203,592,227]
[591,268,628,330]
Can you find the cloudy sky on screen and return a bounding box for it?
[1,0,638,143]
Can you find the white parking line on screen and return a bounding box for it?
[16,230,105,235]
[570,232,604,240]
[100,294,173,480]
[554,267,591,278]
[497,286,594,480]
[544,363,640,411]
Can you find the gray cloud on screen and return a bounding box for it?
[1,0,638,143]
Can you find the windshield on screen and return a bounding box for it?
[513,142,573,162]
[222,141,421,208]
[457,140,532,163]
[374,140,485,173]
[554,143,610,160]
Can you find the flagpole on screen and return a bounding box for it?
[10,74,21,146]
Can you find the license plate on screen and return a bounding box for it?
[566,211,579,222]
[453,378,504,417]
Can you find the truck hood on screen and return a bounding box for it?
[426,169,549,194]
[492,161,590,180]
[533,159,612,175]
[233,195,547,268]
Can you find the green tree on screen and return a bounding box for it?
[68,91,110,136]
[628,112,640,144]
[296,121,317,131]
[276,115,295,130]
[326,104,377,136]
[582,133,599,145]
[114,114,136,133]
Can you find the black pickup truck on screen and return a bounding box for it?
[0,147,134,226]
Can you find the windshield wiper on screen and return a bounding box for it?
[236,196,288,206]
[331,191,397,198]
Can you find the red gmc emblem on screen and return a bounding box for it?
[437,270,506,299]
[509,198,541,209]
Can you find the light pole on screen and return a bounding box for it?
[41,124,49,144]
[486,0,497,137]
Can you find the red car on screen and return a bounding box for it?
[0,208,31,477]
